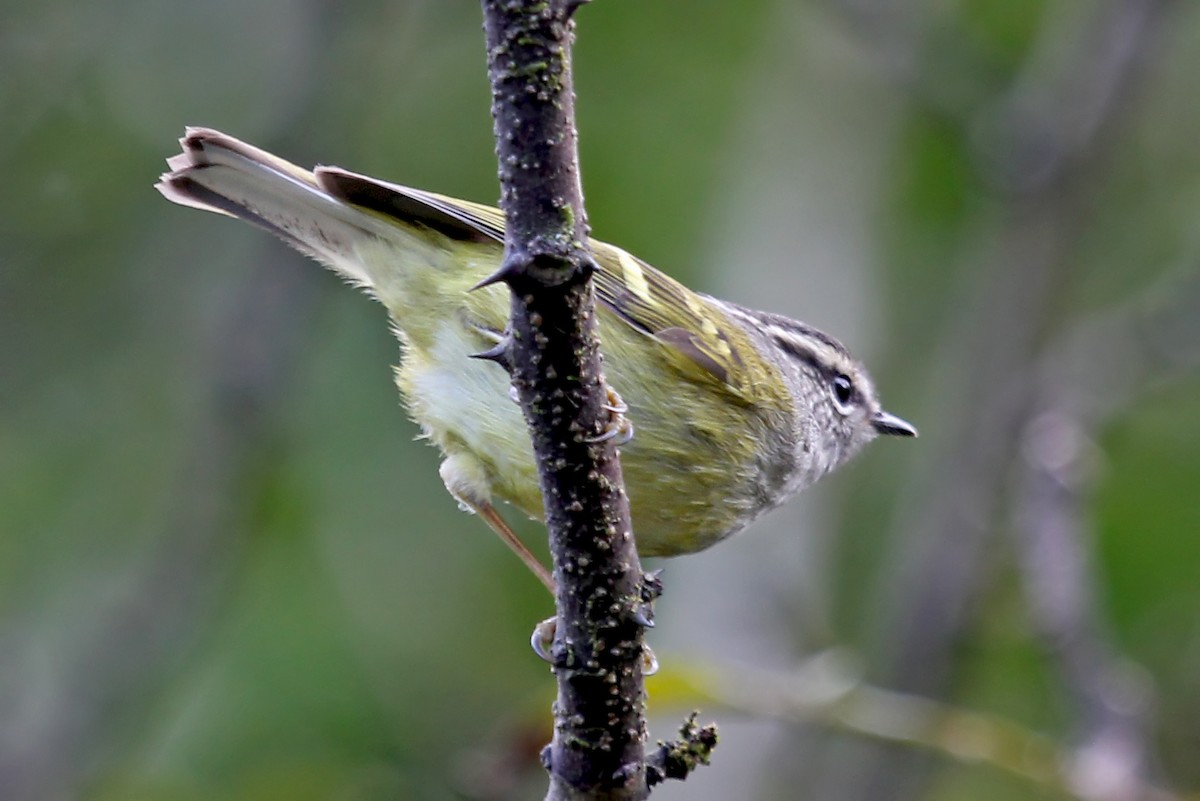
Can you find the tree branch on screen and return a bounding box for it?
[645,713,719,789]
[479,2,653,798]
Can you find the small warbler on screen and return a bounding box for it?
[158,128,916,591]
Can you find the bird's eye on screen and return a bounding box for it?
[831,374,854,413]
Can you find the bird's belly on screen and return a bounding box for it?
[397,315,771,560]
[402,389,756,557]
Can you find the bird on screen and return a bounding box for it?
[157,127,916,593]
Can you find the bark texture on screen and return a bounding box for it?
[480,2,650,798]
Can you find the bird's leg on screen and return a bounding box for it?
[439,450,657,673]
[474,499,556,595]
[439,456,554,594]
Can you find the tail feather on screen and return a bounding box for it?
[156,128,395,288]
[314,167,502,245]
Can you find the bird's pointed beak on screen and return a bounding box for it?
[872,410,918,437]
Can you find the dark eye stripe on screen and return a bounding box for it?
[771,333,820,367]
[772,332,863,405]
[771,333,843,379]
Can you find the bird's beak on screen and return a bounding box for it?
[872,410,918,437]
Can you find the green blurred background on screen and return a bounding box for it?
[3,1,1200,799]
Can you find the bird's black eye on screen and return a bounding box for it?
[831,374,854,412]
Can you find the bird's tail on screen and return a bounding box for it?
[157,127,408,290]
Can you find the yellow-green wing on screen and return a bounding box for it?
[317,168,779,403]
[587,241,766,400]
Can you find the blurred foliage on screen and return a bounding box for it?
[3,1,1199,800]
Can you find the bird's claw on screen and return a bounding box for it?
[531,617,556,663]
[585,386,634,445]
[530,616,659,676]
[642,645,660,676]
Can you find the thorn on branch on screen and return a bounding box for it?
[630,605,654,629]
[470,258,522,291]
[645,713,719,788]
[470,251,595,292]
[469,338,515,374]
